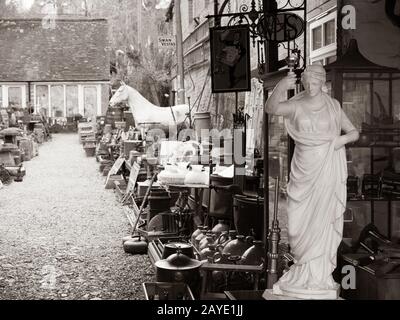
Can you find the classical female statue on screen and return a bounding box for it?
[265,64,360,300]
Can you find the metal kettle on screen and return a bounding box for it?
[162,242,195,260]
[155,251,203,294]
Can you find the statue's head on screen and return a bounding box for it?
[109,81,129,107]
[301,64,327,97]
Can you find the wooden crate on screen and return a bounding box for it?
[143,282,195,300]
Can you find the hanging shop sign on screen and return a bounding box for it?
[210,25,251,93]
[257,12,305,43]
[158,36,176,49]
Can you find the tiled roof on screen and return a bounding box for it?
[0,18,110,82]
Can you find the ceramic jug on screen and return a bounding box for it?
[199,234,215,252]
[215,231,230,248]
[211,220,230,237]
[191,225,204,244]
[200,244,218,261]
[194,227,208,249]
[221,235,252,258]
[217,230,238,252]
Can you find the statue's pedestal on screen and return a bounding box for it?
[262,290,302,300]
[263,284,342,301]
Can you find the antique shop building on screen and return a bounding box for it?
[0,17,110,121]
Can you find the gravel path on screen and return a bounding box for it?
[0,134,154,300]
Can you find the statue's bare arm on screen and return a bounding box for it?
[334,103,360,150]
[265,72,297,117]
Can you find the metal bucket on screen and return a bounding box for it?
[124,111,135,128]
[148,189,171,218]
[84,146,96,157]
[194,112,211,140]
[233,195,264,240]
[106,107,124,128]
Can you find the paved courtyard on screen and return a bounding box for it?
[0,134,153,300]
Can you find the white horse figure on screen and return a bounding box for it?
[109,83,191,131]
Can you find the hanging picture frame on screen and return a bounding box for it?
[210,24,251,93]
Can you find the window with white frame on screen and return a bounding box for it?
[35,85,50,116]
[0,84,27,109]
[33,83,102,119]
[66,85,79,117]
[51,85,64,118]
[309,10,337,65]
[83,86,98,120]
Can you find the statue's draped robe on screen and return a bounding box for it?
[277,92,348,291]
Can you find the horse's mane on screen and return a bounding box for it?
[125,85,157,108]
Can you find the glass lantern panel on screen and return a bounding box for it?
[373,147,391,174]
[343,201,371,245]
[372,80,391,126]
[372,73,392,80]
[343,73,372,79]
[268,117,288,186]
[392,201,400,242]
[347,147,371,188]
[342,79,371,131]
[394,78,400,123]
[374,201,390,238]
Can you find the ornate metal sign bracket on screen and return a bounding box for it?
[207,0,307,72]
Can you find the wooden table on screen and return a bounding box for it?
[200,262,264,300]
